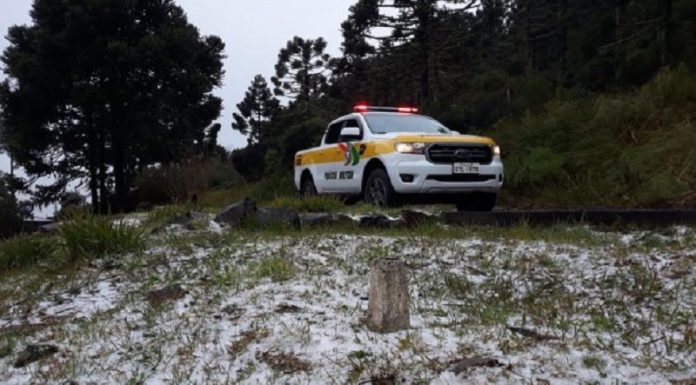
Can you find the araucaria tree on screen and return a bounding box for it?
[271,36,331,107]
[232,75,280,145]
[0,0,225,212]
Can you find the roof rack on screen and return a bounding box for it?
[353,105,419,113]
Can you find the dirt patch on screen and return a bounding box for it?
[146,286,186,307]
[257,351,311,374]
[275,303,302,314]
[228,329,268,356]
[14,344,59,368]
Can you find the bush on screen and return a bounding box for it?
[135,156,243,205]
[0,177,22,239]
[0,235,56,271]
[61,214,144,260]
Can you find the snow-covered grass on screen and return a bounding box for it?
[1,218,694,385]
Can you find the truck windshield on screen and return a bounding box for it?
[363,113,451,134]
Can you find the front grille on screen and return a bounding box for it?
[426,143,493,164]
[427,174,496,183]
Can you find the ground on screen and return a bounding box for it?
[1,215,694,385]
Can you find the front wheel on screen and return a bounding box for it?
[364,169,398,207]
[300,176,317,197]
[456,192,497,212]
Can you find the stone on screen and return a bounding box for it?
[402,210,438,227]
[450,357,503,374]
[136,201,154,212]
[255,207,301,230]
[300,213,356,227]
[14,344,59,368]
[214,198,257,226]
[366,258,410,333]
[38,222,60,234]
[359,214,392,228]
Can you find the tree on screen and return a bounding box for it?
[0,0,225,213]
[340,0,482,106]
[0,174,22,238]
[232,75,280,145]
[271,37,331,108]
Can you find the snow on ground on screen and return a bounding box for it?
[1,221,694,385]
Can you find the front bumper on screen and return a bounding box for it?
[382,153,504,194]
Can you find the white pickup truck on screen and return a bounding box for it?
[294,105,504,211]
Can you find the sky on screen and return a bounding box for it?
[0,0,355,177]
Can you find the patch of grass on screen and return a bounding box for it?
[141,205,193,231]
[0,234,58,272]
[61,214,144,260]
[254,255,296,282]
[581,354,607,371]
[267,195,345,212]
[444,273,473,298]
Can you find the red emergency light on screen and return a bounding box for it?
[353,105,419,113]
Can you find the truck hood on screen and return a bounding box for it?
[376,132,496,146]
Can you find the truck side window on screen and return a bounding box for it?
[339,119,363,142]
[324,122,344,144]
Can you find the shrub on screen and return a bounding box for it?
[0,235,56,271]
[135,156,243,205]
[60,214,144,260]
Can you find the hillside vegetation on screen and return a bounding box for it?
[494,67,696,208]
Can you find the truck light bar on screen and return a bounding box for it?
[353,105,419,113]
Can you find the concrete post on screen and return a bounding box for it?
[366,258,410,333]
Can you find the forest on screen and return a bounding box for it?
[1,0,695,232]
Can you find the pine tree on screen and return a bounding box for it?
[271,37,331,108]
[232,75,280,145]
[0,0,225,212]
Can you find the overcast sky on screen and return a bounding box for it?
[0,0,355,175]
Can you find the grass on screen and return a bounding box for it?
[1,218,693,383]
[0,234,57,272]
[61,214,144,260]
[253,255,296,282]
[267,195,345,212]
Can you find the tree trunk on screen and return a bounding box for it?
[366,258,410,333]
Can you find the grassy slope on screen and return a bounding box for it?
[492,67,696,208]
[0,213,694,384]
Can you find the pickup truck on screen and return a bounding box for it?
[293,105,504,211]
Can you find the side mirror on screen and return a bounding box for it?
[339,126,361,142]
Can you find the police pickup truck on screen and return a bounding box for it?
[294,105,503,211]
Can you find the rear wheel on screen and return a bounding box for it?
[364,168,398,207]
[456,192,497,212]
[300,175,317,197]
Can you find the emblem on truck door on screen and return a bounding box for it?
[338,143,361,166]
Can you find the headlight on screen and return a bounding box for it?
[395,142,426,154]
[492,145,501,157]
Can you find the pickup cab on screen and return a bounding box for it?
[294,106,504,211]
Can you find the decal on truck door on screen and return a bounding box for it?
[338,143,361,166]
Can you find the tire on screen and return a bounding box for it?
[300,175,317,197]
[364,168,398,207]
[456,192,497,212]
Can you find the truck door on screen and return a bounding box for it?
[333,118,364,193]
[316,121,345,192]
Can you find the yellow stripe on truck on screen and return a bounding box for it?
[296,136,496,166]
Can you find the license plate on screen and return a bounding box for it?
[453,162,480,174]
